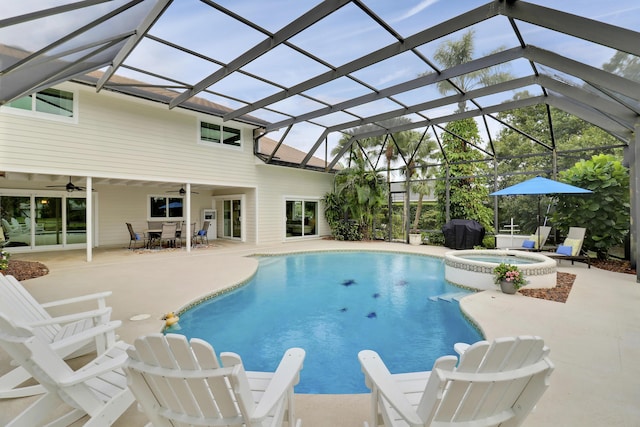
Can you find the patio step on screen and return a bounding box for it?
[429,292,469,302]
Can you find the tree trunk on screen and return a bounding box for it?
[413,193,424,231]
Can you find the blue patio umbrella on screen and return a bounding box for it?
[490,176,593,197]
[490,176,592,247]
[159,201,183,210]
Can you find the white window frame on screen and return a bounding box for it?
[148,195,185,220]
[198,119,242,149]
[0,87,78,124]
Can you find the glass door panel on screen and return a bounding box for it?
[232,200,241,238]
[304,201,317,236]
[1,196,31,247]
[35,197,62,246]
[66,197,86,244]
[223,199,242,239]
[223,200,231,237]
[286,200,303,237]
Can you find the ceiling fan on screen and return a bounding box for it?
[46,177,89,192]
[168,186,199,196]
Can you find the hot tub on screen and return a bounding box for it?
[444,249,557,291]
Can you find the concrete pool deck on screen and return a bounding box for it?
[1,239,639,426]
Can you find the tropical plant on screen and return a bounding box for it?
[434,118,494,232]
[324,157,387,240]
[493,263,526,289]
[552,154,629,259]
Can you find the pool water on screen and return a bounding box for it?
[173,251,482,394]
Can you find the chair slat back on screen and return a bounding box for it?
[126,222,136,240]
[419,336,553,426]
[125,333,255,427]
[0,275,59,342]
[566,227,586,253]
[160,222,177,238]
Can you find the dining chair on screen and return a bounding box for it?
[193,220,210,246]
[154,222,177,249]
[126,223,146,249]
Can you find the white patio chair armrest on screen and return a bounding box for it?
[252,347,306,420]
[41,291,112,309]
[49,321,121,353]
[454,342,470,355]
[358,350,424,427]
[58,341,129,387]
[27,307,112,327]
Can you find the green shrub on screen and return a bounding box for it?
[553,154,629,259]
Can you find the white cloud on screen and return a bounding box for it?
[394,0,440,22]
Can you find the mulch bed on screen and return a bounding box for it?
[1,260,50,281]
[518,272,575,303]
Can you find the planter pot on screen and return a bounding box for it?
[409,233,422,245]
[500,280,518,294]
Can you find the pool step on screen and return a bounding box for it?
[429,292,469,302]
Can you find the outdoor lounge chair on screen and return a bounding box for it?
[0,274,119,398]
[519,225,552,250]
[359,336,554,427]
[0,312,134,427]
[124,333,305,427]
[546,227,591,268]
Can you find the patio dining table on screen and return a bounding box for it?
[144,229,162,249]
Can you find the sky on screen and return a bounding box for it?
[4,1,640,161]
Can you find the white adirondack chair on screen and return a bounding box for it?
[359,336,554,427]
[0,313,134,427]
[0,274,119,398]
[124,333,305,427]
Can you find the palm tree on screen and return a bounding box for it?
[430,30,513,112]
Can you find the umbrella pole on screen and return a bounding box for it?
[537,196,541,251]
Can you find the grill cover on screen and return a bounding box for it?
[442,219,485,249]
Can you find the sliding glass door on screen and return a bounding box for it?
[285,199,317,238]
[1,193,86,248]
[223,199,242,239]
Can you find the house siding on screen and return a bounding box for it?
[0,82,334,249]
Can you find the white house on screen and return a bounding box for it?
[0,79,335,257]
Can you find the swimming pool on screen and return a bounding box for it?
[173,251,482,394]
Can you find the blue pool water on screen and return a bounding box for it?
[173,251,482,394]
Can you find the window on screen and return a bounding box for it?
[149,196,183,219]
[6,88,74,118]
[285,200,318,237]
[200,121,241,147]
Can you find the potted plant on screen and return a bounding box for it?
[409,229,422,245]
[0,249,10,272]
[493,263,526,294]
